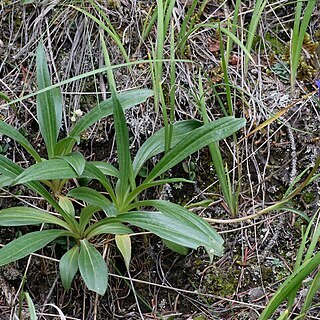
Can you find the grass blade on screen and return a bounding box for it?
[24,292,37,320]
[300,270,320,317]
[290,0,316,92]
[70,4,130,63]
[243,0,267,76]
[259,252,320,320]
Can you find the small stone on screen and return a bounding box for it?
[249,287,265,301]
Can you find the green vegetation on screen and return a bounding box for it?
[0,0,319,318]
[0,42,244,295]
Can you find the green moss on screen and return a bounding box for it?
[265,33,285,55]
[302,191,315,204]
[200,266,241,297]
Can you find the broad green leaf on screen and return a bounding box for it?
[59,245,79,290]
[79,205,101,233]
[69,89,153,139]
[0,156,78,229]
[115,234,131,269]
[85,222,132,240]
[24,292,37,320]
[0,207,70,230]
[68,187,111,211]
[0,155,22,179]
[91,161,119,178]
[113,201,224,259]
[13,159,78,185]
[0,156,57,207]
[36,42,62,158]
[143,200,224,260]
[112,89,132,201]
[58,196,75,217]
[145,117,246,182]
[259,252,320,320]
[82,163,116,203]
[114,211,213,252]
[0,121,41,162]
[0,175,13,187]
[78,239,108,295]
[58,152,86,176]
[133,120,202,176]
[54,137,77,156]
[0,230,68,266]
[163,239,189,255]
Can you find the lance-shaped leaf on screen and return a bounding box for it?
[142,200,223,260]
[115,234,131,269]
[13,159,78,185]
[78,239,108,295]
[68,187,111,211]
[82,163,116,203]
[145,117,245,182]
[163,239,189,255]
[69,89,153,139]
[79,205,101,234]
[114,211,219,254]
[125,178,192,204]
[85,222,132,240]
[0,156,56,205]
[58,196,75,217]
[0,230,68,266]
[0,156,78,229]
[54,137,77,156]
[0,121,41,162]
[91,161,119,178]
[0,207,70,230]
[0,175,13,187]
[133,119,202,176]
[59,245,79,290]
[36,42,62,158]
[112,89,132,201]
[113,201,224,259]
[58,152,86,176]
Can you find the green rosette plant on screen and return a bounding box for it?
[0,43,246,295]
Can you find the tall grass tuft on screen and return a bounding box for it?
[290,0,316,93]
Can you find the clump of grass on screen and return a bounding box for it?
[290,0,316,93]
